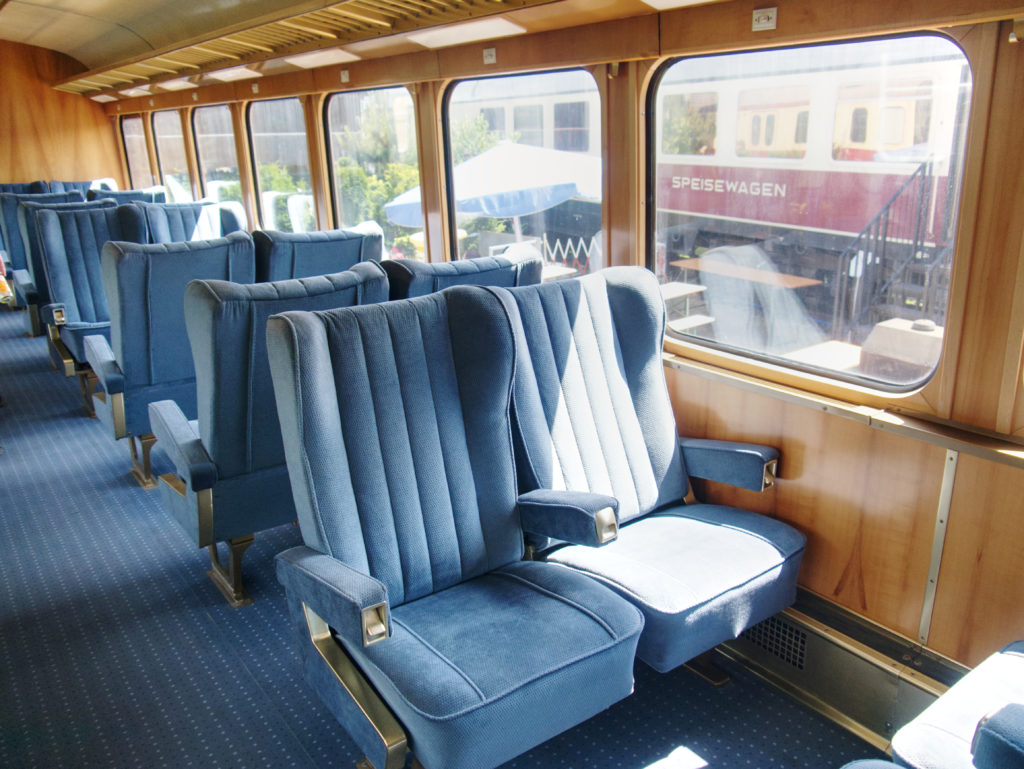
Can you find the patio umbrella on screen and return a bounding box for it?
[384,141,601,228]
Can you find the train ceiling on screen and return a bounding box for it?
[0,0,688,100]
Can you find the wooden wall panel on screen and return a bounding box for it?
[667,365,945,641]
[928,454,1024,666]
[0,40,124,186]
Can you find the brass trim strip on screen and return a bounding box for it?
[918,450,958,644]
[303,604,408,769]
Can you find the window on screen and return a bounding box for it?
[193,105,241,205]
[121,116,154,189]
[325,87,420,257]
[248,98,313,232]
[152,110,193,202]
[660,92,717,156]
[446,70,603,275]
[554,101,588,152]
[481,107,505,137]
[650,36,972,389]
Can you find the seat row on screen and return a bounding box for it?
[261,266,806,769]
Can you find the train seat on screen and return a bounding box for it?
[253,226,382,282]
[266,287,644,769]
[381,246,543,300]
[842,641,1024,769]
[84,232,255,488]
[36,204,148,405]
[48,180,102,195]
[495,266,806,674]
[148,261,388,606]
[134,200,245,244]
[86,188,167,204]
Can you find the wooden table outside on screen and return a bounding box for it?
[670,257,822,290]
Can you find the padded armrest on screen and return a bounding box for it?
[148,400,217,492]
[276,546,391,648]
[83,335,124,394]
[680,437,779,492]
[973,703,1024,769]
[40,302,66,326]
[11,268,36,302]
[517,489,619,547]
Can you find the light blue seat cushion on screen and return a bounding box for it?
[0,190,84,272]
[382,251,543,299]
[253,227,381,282]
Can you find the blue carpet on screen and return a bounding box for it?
[0,305,885,769]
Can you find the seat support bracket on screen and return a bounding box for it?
[128,433,158,489]
[207,534,255,608]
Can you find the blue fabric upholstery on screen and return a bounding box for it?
[680,437,779,491]
[267,287,643,769]
[382,249,543,300]
[890,641,1024,769]
[0,190,84,273]
[48,181,95,195]
[86,188,166,204]
[134,201,243,244]
[517,488,619,547]
[0,181,47,194]
[497,266,806,672]
[88,232,256,441]
[37,204,148,366]
[253,227,382,282]
[151,261,388,547]
[972,703,1024,769]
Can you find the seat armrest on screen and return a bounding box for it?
[11,269,36,303]
[517,489,619,547]
[972,703,1024,769]
[276,546,391,648]
[83,335,124,394]
[148,400,217,491]
[41,302,67,326]
[680,437,779,492]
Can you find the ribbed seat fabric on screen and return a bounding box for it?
[382,250,543,299]
[0,190,84,273]
[498,267,806,672]
[134,200,243,244]
[268,287,643,769]
[253,227,382,282]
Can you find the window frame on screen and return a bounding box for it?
[246,96,314,232]
[119,114,154,189]
[150,108,194,201]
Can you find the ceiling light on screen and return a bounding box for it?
[640,0,715,9]
[158,77,198,91]
[282,48,360,68]
[207,66,262,82]
[408,18,525,49]
[119,87,150,97]
[90,94,118,103]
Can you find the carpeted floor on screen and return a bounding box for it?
[0,304,885,768]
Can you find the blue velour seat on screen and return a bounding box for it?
[147,261,388,606]
[86,188,167,204]
[36,204,148,408]
[493,266,806,674]
[253,227,382,282]
[0,182,46,268]
[134,200,244,244]
[382,247,543,300]
[16,198,116,337]
[267,287,644,769]
[84,232,256,488]
[48,180,96,195]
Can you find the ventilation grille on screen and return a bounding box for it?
[741,615,808,670]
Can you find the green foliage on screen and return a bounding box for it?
[333,157,419,249]
[662,95,717,155]
[450,114,500,165]
[257,162,313,231]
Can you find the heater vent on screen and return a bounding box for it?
[741,615,808,670]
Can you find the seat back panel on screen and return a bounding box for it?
[253,228,381,283]
[0,190,84,272]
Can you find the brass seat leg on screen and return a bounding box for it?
[685,649,731,686]
[207,535,255,608]
[128,433,158,489]
[77,369,98,417]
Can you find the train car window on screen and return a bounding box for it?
[247,98,314,232]
[324,87,420,258]
[193,105,241,205]
[120,115,154,189]
[650,36,971,390]
[445,69,603,274]
[151,110,194,202]
[661,92,717,156]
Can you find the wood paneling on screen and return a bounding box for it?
[928,454,1024,666]
[0,40,124,186]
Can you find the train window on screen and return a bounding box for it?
[514,105,544,147]
[324,87,420,257]
[445,69,603,274]
[151,110,194,202]
[650,36,972,390]
[248,98,314,232]
[193,105,241,204]
[120,116,154,189]
[661,92,717,156]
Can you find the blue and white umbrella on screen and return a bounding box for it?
[385,141,601,228]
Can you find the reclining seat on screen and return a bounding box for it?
[84,232,256,489]
[36,204,147,411]
[17,198,115,337]
[134,200,244,244]
[267,286,644,769]
[382,246,543,299]
[496,266,806,675]
[86,188,167,204]
[147,261,388,607]
[253,227,382,282]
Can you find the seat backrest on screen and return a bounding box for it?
[253,227,382,282]
[134,200,236,243]
[103,232,256,397]
[37,204,148,324]
[0,182,47,194]
[48,181,94,195]
[267,286,522,606]
[19,199,117,304]
[0,191,84,271]
[500,267,687,525]
[382,248,544,300]
[187,262,388,482]
[86,188,167,204]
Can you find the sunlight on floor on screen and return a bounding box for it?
[644,746,709,769]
